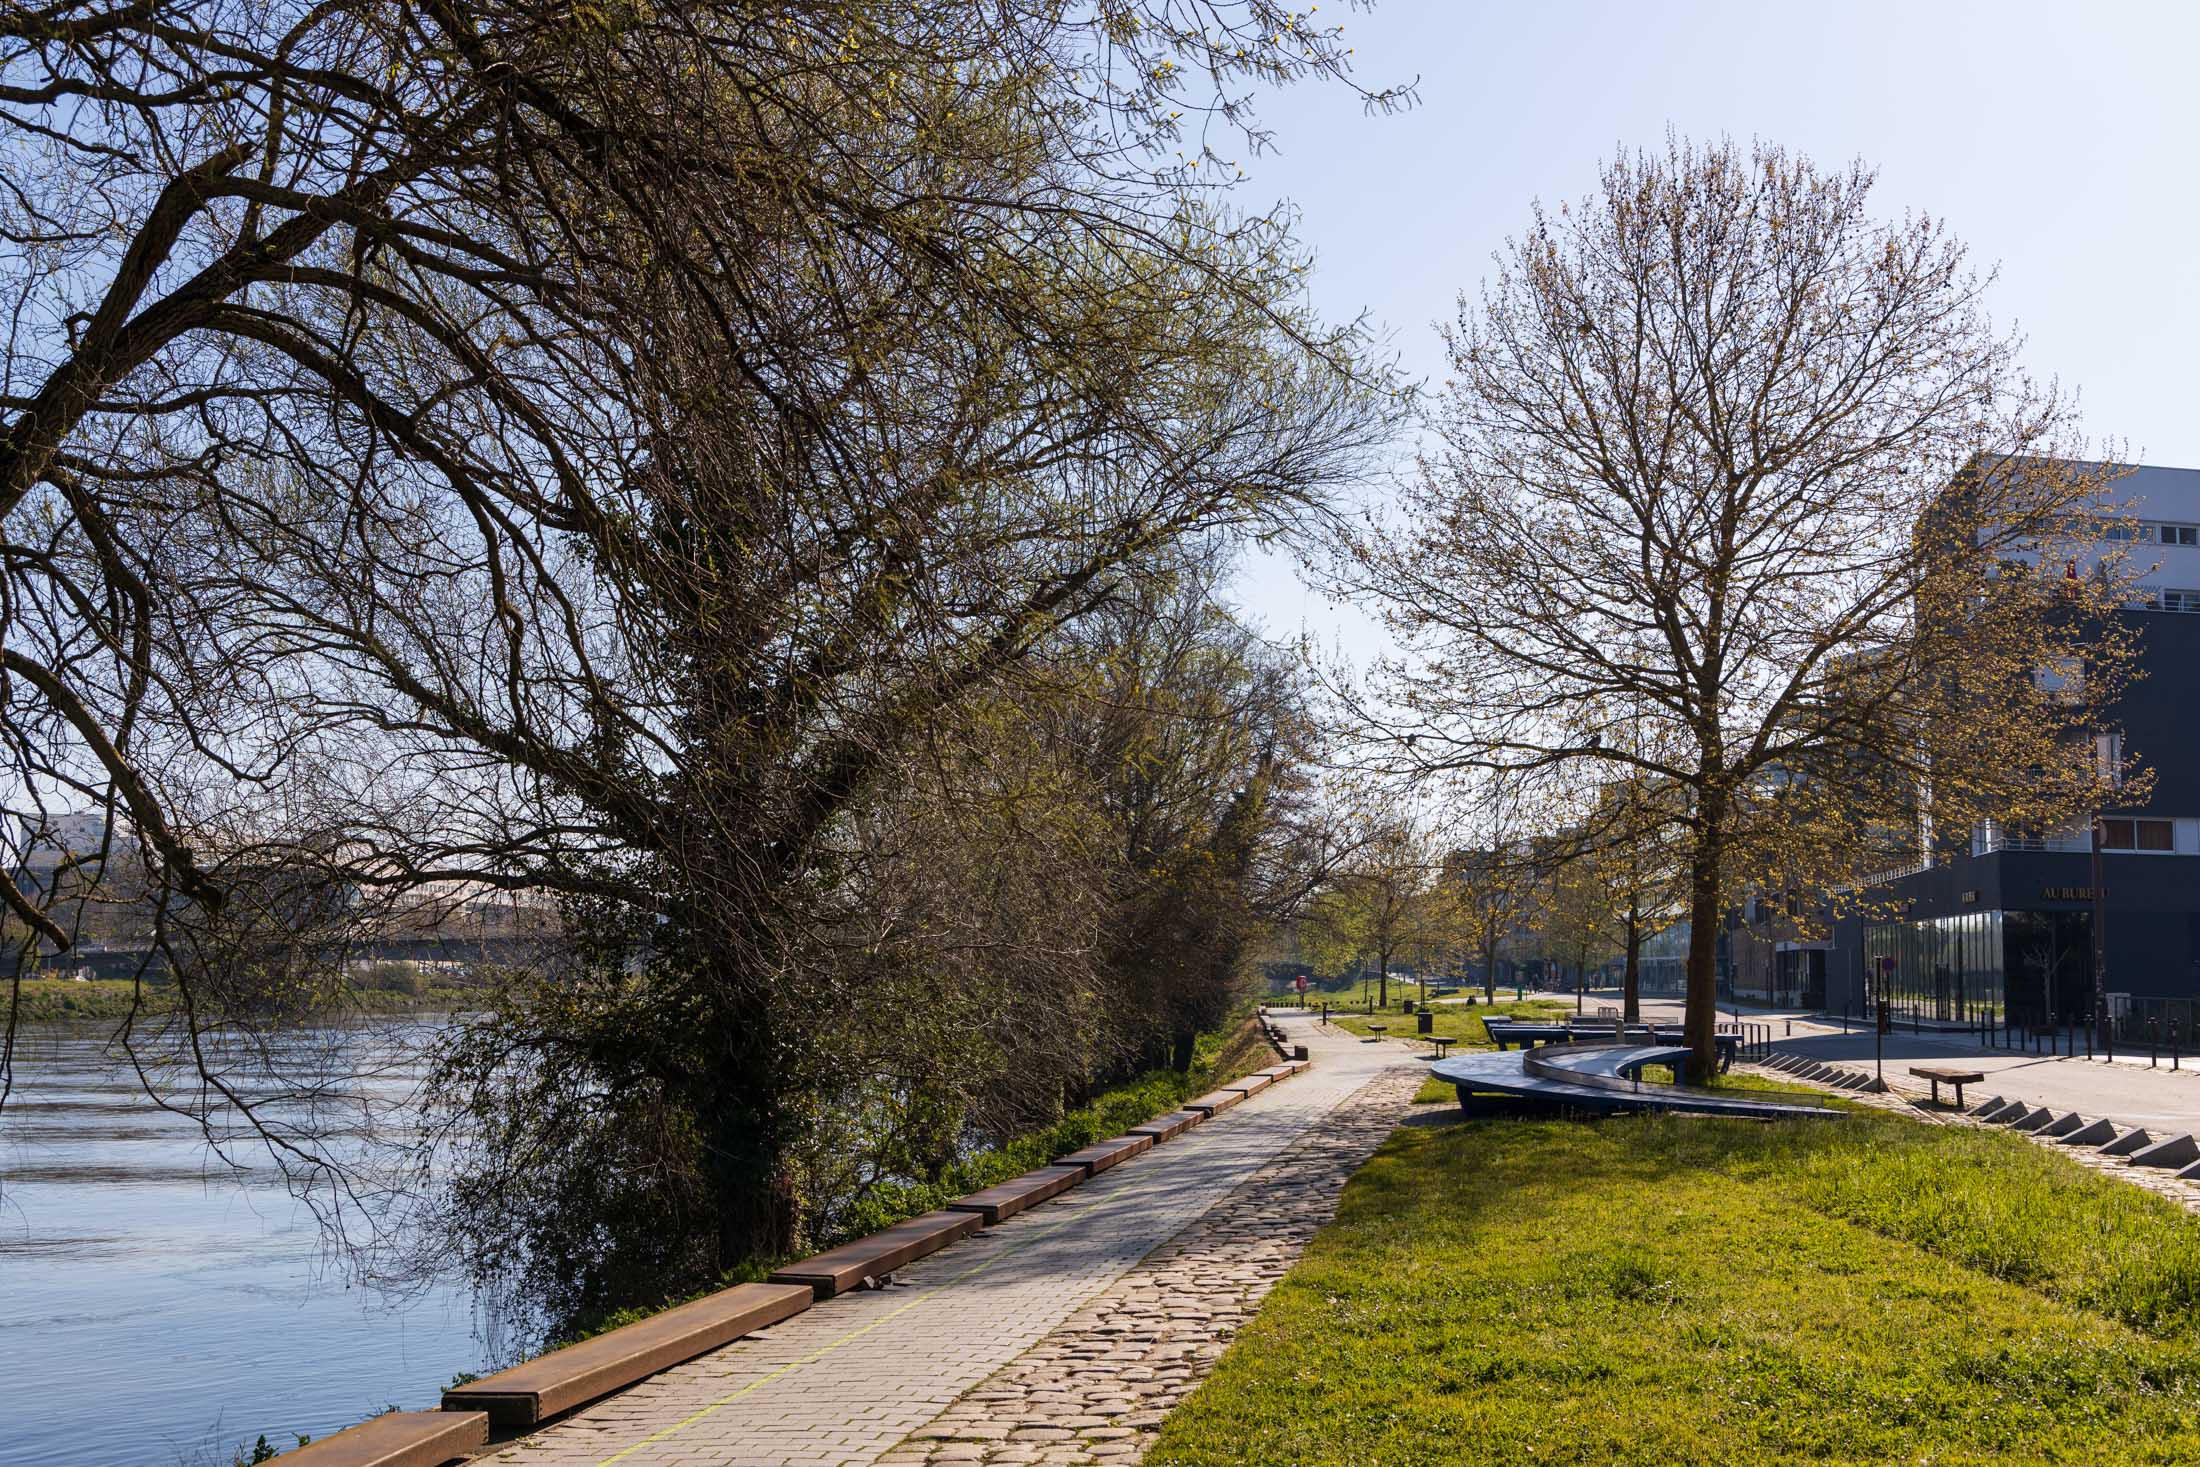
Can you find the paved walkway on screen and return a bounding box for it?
[476,1014,1415,1467]
[1615,994,2200,1135]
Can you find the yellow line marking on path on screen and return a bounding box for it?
[585,1087,1330,1467]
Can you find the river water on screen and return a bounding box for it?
[0,1020,489,1466]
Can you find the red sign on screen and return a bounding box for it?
[1295,974,1308,995]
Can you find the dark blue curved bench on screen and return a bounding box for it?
[1433,1044,1834,1120]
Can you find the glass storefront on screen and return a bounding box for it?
[1862,910,2092,1026]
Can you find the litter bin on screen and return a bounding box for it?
[1417,1011,1434,1035]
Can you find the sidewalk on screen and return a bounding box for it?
[472,1014,1417,1467]
[1620,994,2200,1135]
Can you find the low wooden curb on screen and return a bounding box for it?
[1054,1132,1154,1177]
[769,1209,983,1298]
[948,1165,1086,1225]
[283,1410,486,1467]
[1184,1088,1243,1116]
[443,1282,814,1427]
[1127,1109,1203,1143]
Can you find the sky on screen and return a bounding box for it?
[1222,0,2200,651]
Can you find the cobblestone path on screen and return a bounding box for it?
[878,1064,1423,1467]
[474,1015,1418,1467]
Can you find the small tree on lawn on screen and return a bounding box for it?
[1303,813,1462,1009]
[1330,136,2137,1079]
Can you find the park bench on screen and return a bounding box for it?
[1054,1132,1153,1177]
[445,1281,813,1427]
[1127,1109,1203,1144]
[768,1209,983,1298]
[1184,1087,1242,1116]
[1427,1035,1457,1060]
[1908,1065,1985,1109]
[279,1410,486,1467]
[949,1164,1087,1224]
[1221,1072,1274,1098]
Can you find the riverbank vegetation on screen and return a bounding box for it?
[9,975,484,1026]
[0,0,1412,1352]
[558,1011,1277,1347]
[1148,1109,2200,1465]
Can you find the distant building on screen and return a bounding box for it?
[14,810,113,894]
[1824,462,2200,1034]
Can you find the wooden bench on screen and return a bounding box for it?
[1909,1065,1986,1109]
[947,1164,1086,1225]
[445,1281,812,1427]
[281,1410,486,1467]
[1054,1133,1153,1177]
[1127,1109,1203,1144]
[768,1210,982,1298]
[1184,1088,1241,1117]
[1427,1036,1457,1060]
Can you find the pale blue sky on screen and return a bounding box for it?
[1228,0,2200,645]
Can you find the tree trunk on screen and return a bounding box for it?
[1623,896,1642,1025]
[1482,928,1497,1001]
[1377,946,1390,1008]
[1682,815,1727,1084]
[1169,1028,1198,1072]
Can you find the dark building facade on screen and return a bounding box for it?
[1826,465,2200,1034]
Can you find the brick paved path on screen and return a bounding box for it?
[879,1064,1423,1466]
[476,1015,1416,1467]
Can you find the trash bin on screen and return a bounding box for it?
[1417,1011,1434,1035]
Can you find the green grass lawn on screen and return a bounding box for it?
[1147,1107,2200,1465]
[1327,997,1575,1050]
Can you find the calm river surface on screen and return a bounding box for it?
[0,1020,489,1466]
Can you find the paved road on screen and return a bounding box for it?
[474,1013,1415,1467]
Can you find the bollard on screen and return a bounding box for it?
[2151,1018,2159,1069]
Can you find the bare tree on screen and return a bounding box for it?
[0,0,1407,1309]
[1331,137,2137,1077]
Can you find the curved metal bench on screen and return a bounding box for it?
[1433,1045,1835,1120]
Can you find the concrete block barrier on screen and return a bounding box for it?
[769,1210,983,1298]
[2175,1158,2200,1182]
[2039,1111,2085,1138]
[948,1165,1087,1226]
[2058,1116,2117,1146]
[1054,1133,1154,1178]
[1222,1073,1274,1098]
[2010,1106,2054,1132]
[1127,1110,1203,1144]
[1968,1095,2005,1116]
[445,1282,812,1427]
[2100,1127,2155,1157]
[2128,1133,2200,1169]
[283,1410,487,1467]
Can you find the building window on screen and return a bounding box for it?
[2165,589,2200,613]
[2101,817,2175,852]
[2161,524,2200,547]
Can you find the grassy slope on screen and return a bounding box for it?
[1148,1107,2200,1465]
